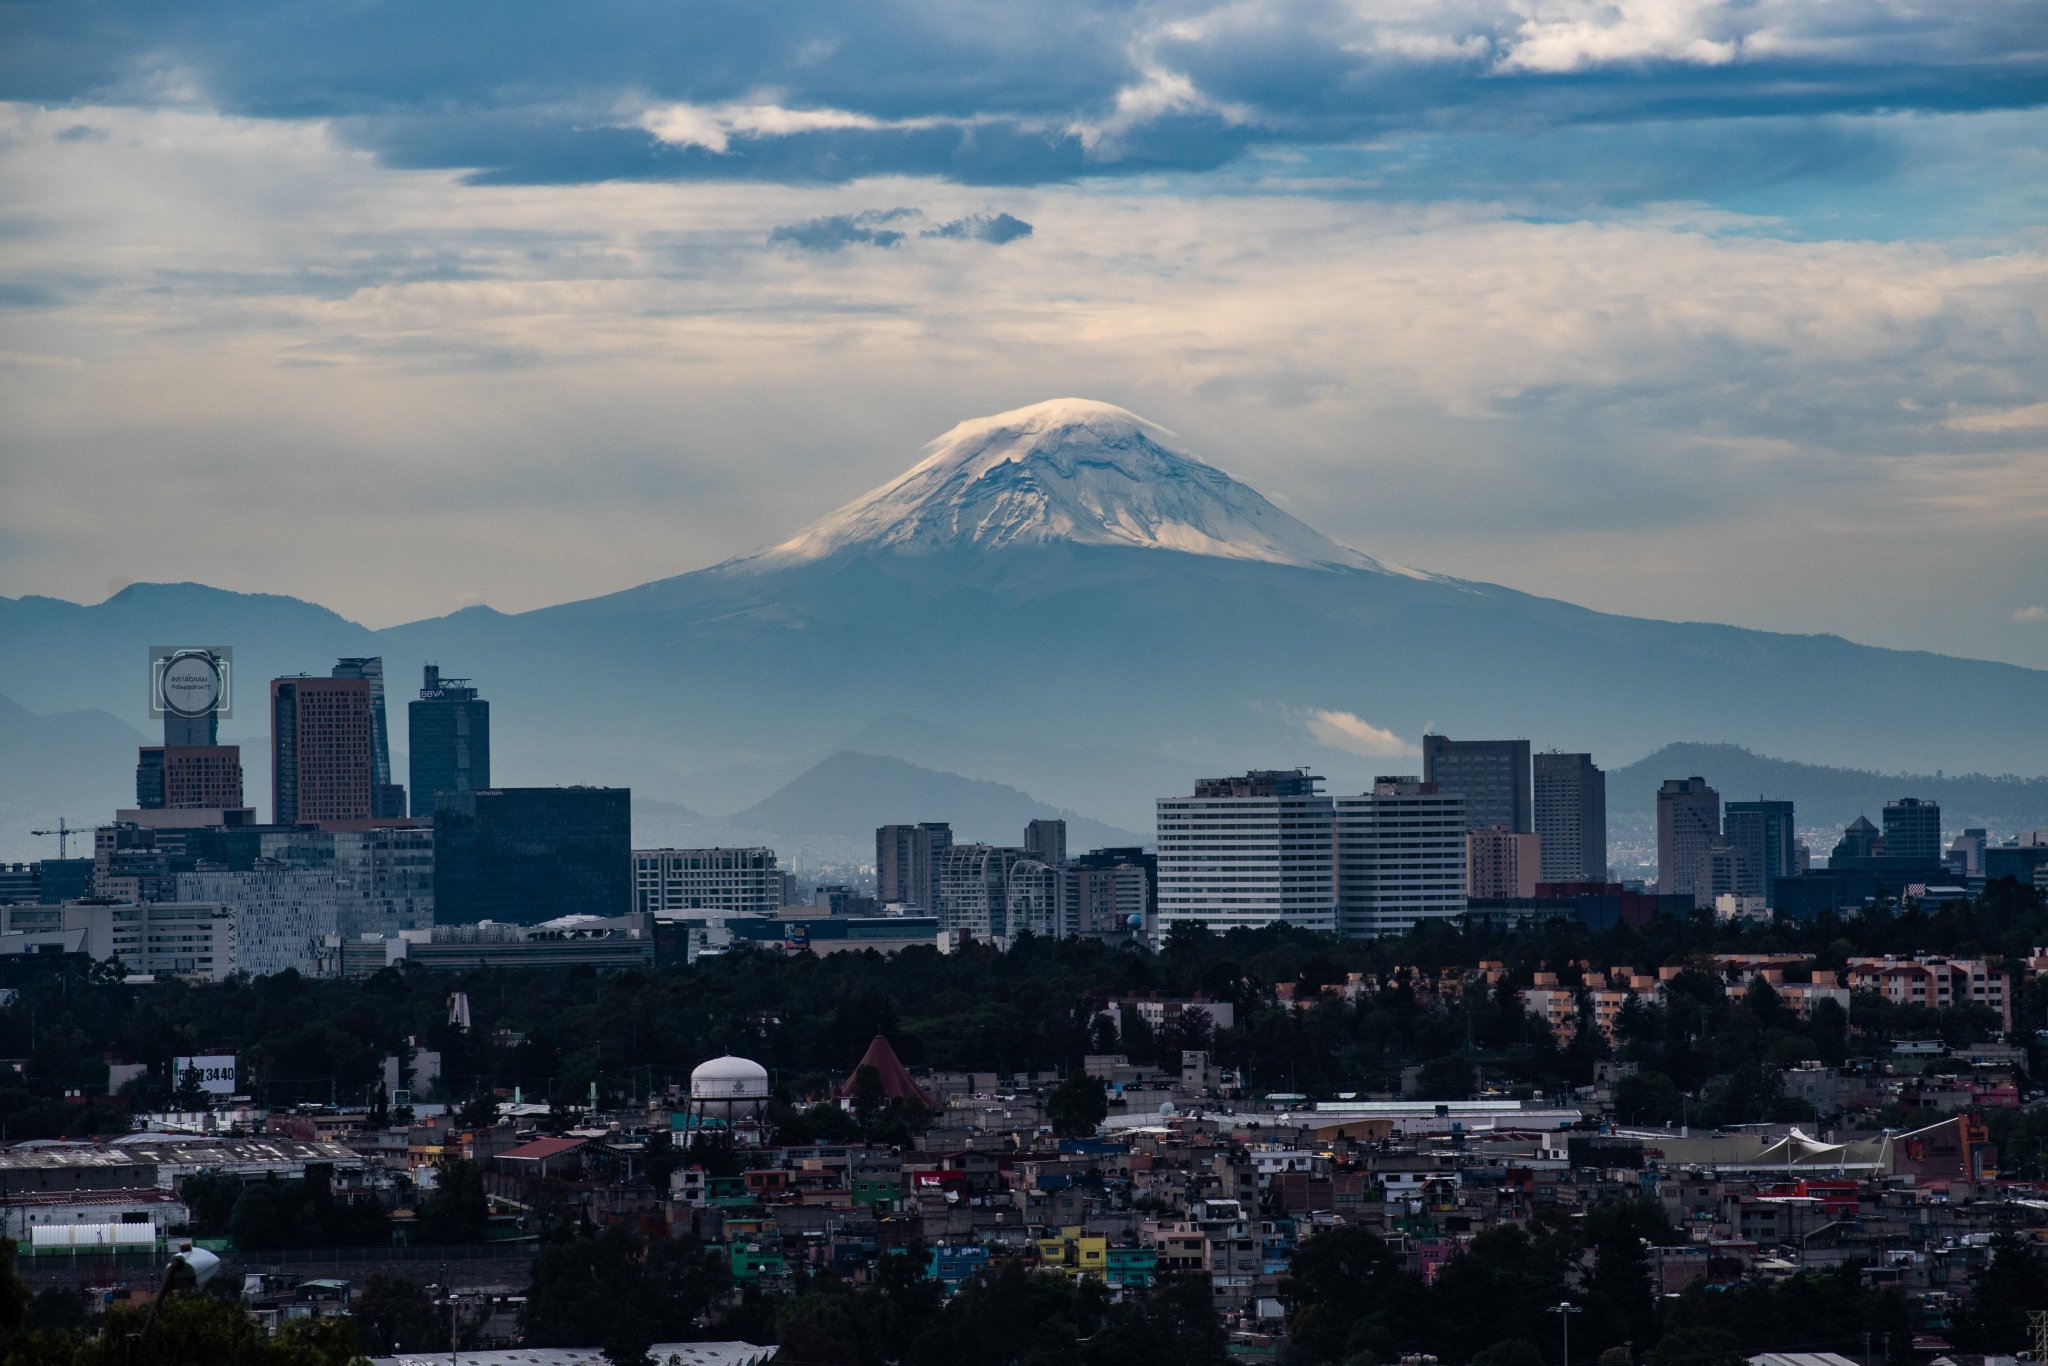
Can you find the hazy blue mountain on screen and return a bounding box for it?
[729,750,1144,850]
[0,693,155,862]
[1609,742,2048,838]
[5,397,2046,862]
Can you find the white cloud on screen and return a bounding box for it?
[2015,606,2048,624]
[1306,710,1417,757]
[1498,0,1743,73]
[1,101,2045,674]
[636,101,950,154]
[1948,401,2048,433]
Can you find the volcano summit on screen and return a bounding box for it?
[2,399,2044,839]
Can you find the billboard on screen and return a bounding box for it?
[172,1054,239,1095]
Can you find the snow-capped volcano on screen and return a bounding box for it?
[735,398,1420,576]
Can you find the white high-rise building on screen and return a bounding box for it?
[633,847,786,918]
[1156,771,1335,939]
[1335,778,1467,938]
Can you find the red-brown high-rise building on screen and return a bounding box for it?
[136,745,245,810]
[271,676,374,826]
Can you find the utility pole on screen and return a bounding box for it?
[2028,1310,2048,1365]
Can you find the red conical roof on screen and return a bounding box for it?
[834,1034,932,1107]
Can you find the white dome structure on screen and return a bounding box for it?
[684,1055,772,1146]
[690,1054,770,1101]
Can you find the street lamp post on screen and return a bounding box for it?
[1549,1300,1582,1366]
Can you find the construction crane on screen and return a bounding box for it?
[29,818,86,859]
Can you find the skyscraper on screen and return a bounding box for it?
[1023,818,1067,867]
[1657,777,1721,908]
[1421,734,1531,833]
[271,676,375,827]
[1723,799,1796,899]
[1156,770,1335,939]
[408,665,490,818]
[1337,778,1468,937]
[876,822,952,910]
[433,787,631,924]
[1533,751,1606,882]
[333,658,406,819]
[1883,797,1942,865]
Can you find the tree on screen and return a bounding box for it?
[1281,1225,1420,1365]
[415,1159,490,1244]
[1046,1071,1108,1138]
[351,1272,445,1355]
[1472,1341,1544,1366]
[228,1181,287,1250]
[850,1064,888,1127]
[171,1065,210,1113]
[1411,1053,1475,1100]
[1646,1327,1744,1366]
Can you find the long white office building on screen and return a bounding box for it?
[633,847,788,918]
[1156,771,1337,939]
[1157,770,1466,942]
[1335,778,1467,938]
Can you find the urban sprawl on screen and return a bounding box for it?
[3,647,2048,1366]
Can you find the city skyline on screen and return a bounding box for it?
[1,5,2045,667]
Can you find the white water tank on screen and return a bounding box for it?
[690,1054,769,1101]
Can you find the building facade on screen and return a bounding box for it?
[1024,819,1068,867]
[1156,771,1336,939]
[633,847,786,918]
[1723,800,1796,900]
[1532,751,1606,882]
[876,822,952,910]
[1657,777,1721,909]
[1883,798,1943,865]
[0,901,235,980]
[433,787,631,925]
[136,745,245,811]
[1421,735,1531,834]
[408,665,490,819]
[1335,778,1467,938]
[1466,825,1539,900]
[271,676,375,827]
[933,844,1025,939]
[331,657,405,819]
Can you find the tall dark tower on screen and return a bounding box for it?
[1533,751,1606,882]
[409,665,490,819]
[1421,734,1532,834]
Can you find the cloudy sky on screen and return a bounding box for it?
[2,0,2044,667]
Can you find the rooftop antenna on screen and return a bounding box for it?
[29,818,86,859]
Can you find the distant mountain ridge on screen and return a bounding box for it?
[1609,742,2048,836]
[3,398,2045,856]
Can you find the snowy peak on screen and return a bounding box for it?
[737,398,1418,575]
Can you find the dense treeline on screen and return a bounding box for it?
[0,879,2037,1135]
[1272,1209,2048,1366]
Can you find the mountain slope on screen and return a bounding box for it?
[4,399,2046,854]
[1609,742,2048,836]
[730,750,1144,850]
